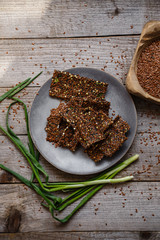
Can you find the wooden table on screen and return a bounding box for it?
[0,1,160,239]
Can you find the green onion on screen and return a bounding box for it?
[56,154,138,212]
[5,99,49,182]
[42,176,133,192]
[0,78,30,102]
[0,71,42,103]
[0,71,139,223]
[8,71,43,98]
[0,163,61,206]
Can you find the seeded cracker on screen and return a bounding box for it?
[49,70,108,100]
[86,115,130,161]
[61,101,113,148]
[99,116,130,157]
[87,148,104,162]
[45,103,78,151]
[68,97,110,115]
[56,122,79,151]
[46,69,130,161]
[45,103,65,143]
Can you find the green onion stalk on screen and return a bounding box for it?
[0,73,139,223]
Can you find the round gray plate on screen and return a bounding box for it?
[29,68,137,175]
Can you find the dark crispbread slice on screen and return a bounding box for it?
[45,103,79,151]
[60,101,112,148]
[99,130,127,157]
[56,123,79,152]
[76,108,113,148]
[49,70,108,100]
[60,103,104,148]
[99,115,129,157]
[67,97,110,115]
[85,147,104,162]
[85,115,130,161]
[76,115,105,148]
[111,115,130,134]
[45,104,65,143]
[80,97,110,115]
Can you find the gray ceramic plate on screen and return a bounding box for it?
[29,68,137,175]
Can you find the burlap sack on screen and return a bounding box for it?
[126,21,160,105]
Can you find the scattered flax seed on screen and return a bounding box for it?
[15,28,18,30]
[32,48,34,51]
[130,25,133,29]
[6,52,8,54]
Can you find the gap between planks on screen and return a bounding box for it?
[0,33,141,40]
[0,182,159,232]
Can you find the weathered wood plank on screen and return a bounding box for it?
[0,182,159,232]
[0,231,160,240]
[0,129,159,182]
[0,0,159,38]
[0,36,139,87]
[0,92,160,182]
[0,87,160,135]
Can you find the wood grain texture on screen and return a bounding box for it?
[0,0,160,236]
[0,87,160,135]
[0,37,138,87]
[0,91,160,183]
[0,0,159,38]
[0,129,159,182]
[0,182,159,232]
[0,232,160,240]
